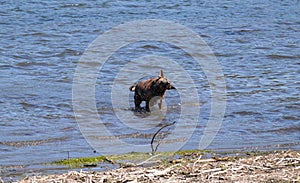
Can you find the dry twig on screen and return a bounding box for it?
[150,121,175,154]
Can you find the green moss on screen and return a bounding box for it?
[53,156,108,168]
[214,149,282,157]
[55,149,291,169]
[52,149,300,170]
[244,150,280,156]
[220,165,226,171]
[52,150,212,168]
[175,149,211,155]
[109,152,152,162]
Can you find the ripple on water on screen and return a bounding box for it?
[0,137,70,148]
[267,54,300,60]
[251,126,300,135]
[15,61,55,67]
[232,111,262,116]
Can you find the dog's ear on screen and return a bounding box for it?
[158,69,164,78]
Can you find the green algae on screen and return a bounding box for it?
[52,149,212,168]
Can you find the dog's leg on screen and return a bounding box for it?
[158,94,165,109]
[134,94,142,111]
[145,100,150,112]
[158,99,162,109]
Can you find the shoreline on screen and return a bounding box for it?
[15,150,300,183]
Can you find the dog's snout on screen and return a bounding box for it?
[169,84,176,90]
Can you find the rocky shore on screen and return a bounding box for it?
[15,150,300,183]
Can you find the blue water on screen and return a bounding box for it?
[0,0,299,180]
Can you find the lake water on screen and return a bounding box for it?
[0,0,299,180]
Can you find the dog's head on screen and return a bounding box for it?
[153,70,176,91]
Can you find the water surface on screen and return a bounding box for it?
[0,0,299,180]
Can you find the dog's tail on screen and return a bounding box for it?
[129,85,135,91]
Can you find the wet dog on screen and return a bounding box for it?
[129,70,176,112]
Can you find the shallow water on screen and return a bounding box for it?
[0,0,299,180]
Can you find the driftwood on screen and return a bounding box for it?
[150,121,176,154]
[16,150,300,183]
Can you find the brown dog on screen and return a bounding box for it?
[129,70,176,112]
